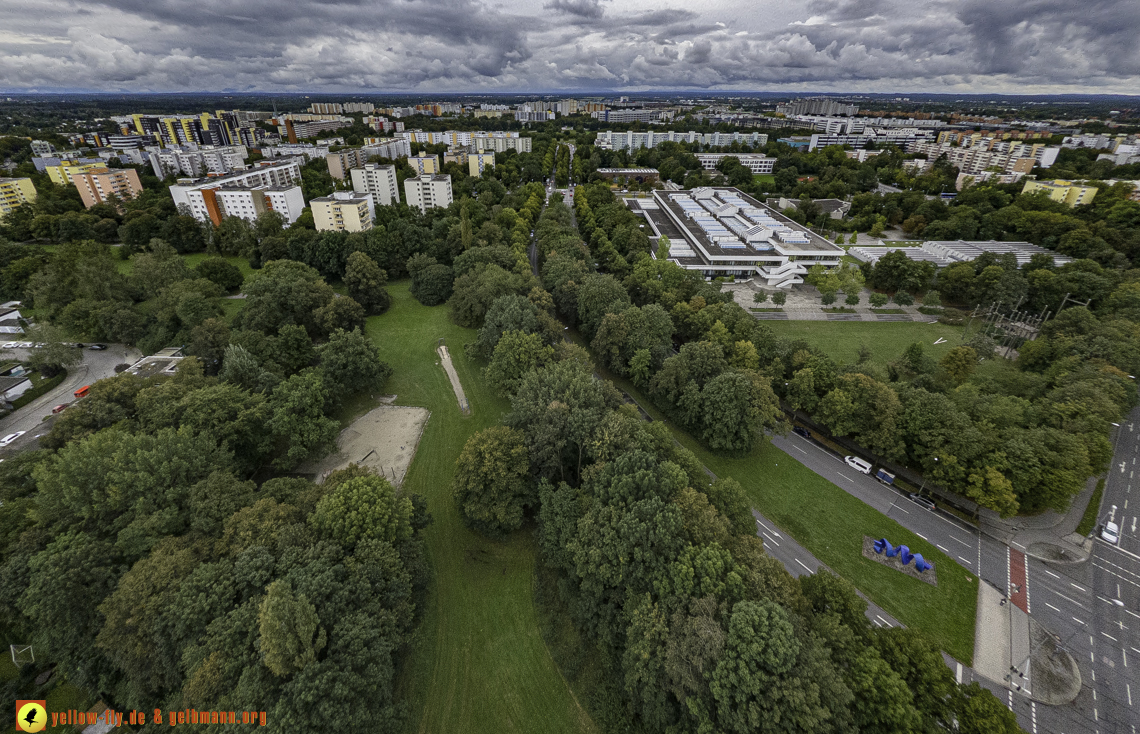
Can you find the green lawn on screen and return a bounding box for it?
[674,434,977,664]
[564,327,977,665]
[374,283,595,734]
[766,320,969,365]
[754,174,776,185]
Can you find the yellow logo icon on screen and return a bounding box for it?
[16,700,46,732]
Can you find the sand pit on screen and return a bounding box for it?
[302,404,430,487]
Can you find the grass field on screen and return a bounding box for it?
[673,434,978,664]
[754,174,776,185]
[765,319,969,365]
[374,283,595,734]
[565,327,977,665]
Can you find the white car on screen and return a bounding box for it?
[0,431,26,447]
[844,456,872,474]
[1102,521,1120,545]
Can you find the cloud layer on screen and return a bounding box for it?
[0,0,1137,92]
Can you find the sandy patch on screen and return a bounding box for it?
[302,404,430,487]
[437,345,470,414]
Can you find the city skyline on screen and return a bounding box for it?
[1,0,1137,94]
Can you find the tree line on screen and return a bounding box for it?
[441,192,1021,733]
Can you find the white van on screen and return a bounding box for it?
[844,456,872,474]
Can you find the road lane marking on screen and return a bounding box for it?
[755,519,781,538]
[837,472,855,483]
[795,559,812,572]
[1045,602,1061,612]
[793,445,806,454]
[951,535,972,547]
[1103,632,1119,642]
[1071,582,1086,591]
[1043,569,1060,578]
[1074,616,1086,625]
[893,503,909,514]
[916,533,927,540]
[1129,683,1133,707]
[762,532,780,547]
[937,544,950,552]
[1050,589,1086,608]
[958,555,973,565]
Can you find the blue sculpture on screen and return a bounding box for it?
[873,538,934,573]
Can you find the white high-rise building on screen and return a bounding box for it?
[351,163,401,206]
[169,159,304,225]
[404,175,453,213]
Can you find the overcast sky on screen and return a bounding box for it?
[1,0,1137,94]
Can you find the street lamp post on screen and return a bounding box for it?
[919,457,938,495]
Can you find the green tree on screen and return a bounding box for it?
[953,682,1023,734]
[318,328,392,396]
[310,474,413,548]
[343,251,390,314]
[193,257,244,292]
[237,260,335,337]
[940,346,978,384]
[23,322,81,377]
[258,580,327,677]
[869,292,889,308]
[923,290,942,308]
[452,426,532,536]
[656,236,671,261]
[268,369,339,470]
[407,254,454,306]
[772,292,787,306]
[485,330,555,396]
[753,291,768,304]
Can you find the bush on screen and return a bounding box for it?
[893,291,915,306]
[820,291,837,306]
[938,307,966,325]
[194,257,244,292]
[922,290,942,309]
[845,293,860,306]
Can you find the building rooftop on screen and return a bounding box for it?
[597,168,659,174]
[651,187,844,263]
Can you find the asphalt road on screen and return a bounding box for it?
[0,344,140,456]
[773,422,1140,734]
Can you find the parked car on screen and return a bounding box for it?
[52,403,70,414]
[1102,521,1120,545]
[876,469,896,485]
[0,431,26,447]
[792,426,811,439]
[88,344,107,350]
[844,456,872,474]
[909,493,936,511]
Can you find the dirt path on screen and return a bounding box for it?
[437,345,469,414]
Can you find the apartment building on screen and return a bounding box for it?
[473,134,532,154]
[359,138,412,161]
[326,148,371,180]
[149,145,248,178]
[776,98,859,116]
[312,191,375,232]
[908,140,1060,176]
[281,118,352,143]
[0,178,36,220]
[44,161,103,186]
[469,152,495,177]
[594,130,768,151]
[350,163,400,206]
[590,109,670,123]
[169,159,305,224]
[1021,179,1098,207]
[259,144,330,161]
[404,175,453,212]
[307,102,374,115]
[443,150,468,167]
[30,140,54,156]
[408,155,440,175]
[807,128,934,150]
[696,154,775,175]
[208,186,305,225]
[73,168,144,208]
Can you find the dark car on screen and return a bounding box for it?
[908,493,936,511]
[88,344,107,350]
[792,426,811,439]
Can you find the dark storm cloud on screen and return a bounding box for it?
[543,0,608,19]
[0,0,1136,91]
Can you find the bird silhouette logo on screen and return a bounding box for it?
[16,700,46,732]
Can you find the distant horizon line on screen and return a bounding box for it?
[2,90,1139,100]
